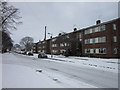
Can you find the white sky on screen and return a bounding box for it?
[9,2,118,44]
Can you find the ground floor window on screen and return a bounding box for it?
[85,48,106,54]
[113,48,118,54]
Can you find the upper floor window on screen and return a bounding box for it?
[85,39,90,44]
[113,24,117,30]
[66,35,69,39]
[113,36,117,42]
[85,25,106,35]
[43,41,45,44]
[85,29,89,34]
[99,25,106,31]
[52,44,57,47]
[94,27,99,32]
[43,46,45,48]
[60,43,64,47]
[84,36,106,44]
[77,33,82,39]
[98,36,106,43]
[52,38,56,42]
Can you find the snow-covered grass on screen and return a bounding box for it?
[33,53,119,73]
[2,64,96,88]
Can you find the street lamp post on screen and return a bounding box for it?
[48,33,53,58]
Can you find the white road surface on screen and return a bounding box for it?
[2,53,118,88]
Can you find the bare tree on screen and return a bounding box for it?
[0,1,21,53]
[0,2,22,32]
[12,44,21,51]
[20,36,34,51]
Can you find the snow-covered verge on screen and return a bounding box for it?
[2,64,96,88]
[34,54,119,73]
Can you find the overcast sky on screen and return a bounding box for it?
[9,2,118,44]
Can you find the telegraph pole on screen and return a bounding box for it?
[44,26,47,41]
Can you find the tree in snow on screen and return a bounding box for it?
[0,1,22,32]
[0,1,22,53]
[12,44,22,51]
[20,36,34,51]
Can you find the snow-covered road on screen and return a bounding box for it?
[2,53,118,88]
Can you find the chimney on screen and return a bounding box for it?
[73,28,77,31]
[44,26,46,41]
[96,20,101,25]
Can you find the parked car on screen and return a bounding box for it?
[38,52,48,58]
[27,51,33,56]
[23,51,27,55]
[20,51,25,54]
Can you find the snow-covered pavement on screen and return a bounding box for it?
[2,53,119,88]
[34,54,119,73]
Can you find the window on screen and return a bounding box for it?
[89,29,92,34]
[66,35,69,38]
[95,38,99,43]
[42,50,45,53]
[94,27,99,32]
[113,48,118,54]
[90,39,93,44]
[113,36,117,42]
[43,41,45,44]
[64,43,67,46]
[85,36,106,44]
[87,49,90,53]
[78,33,82,39]
[96,49,99,54]
[113,24,116,30]
[60,49,66,53]
[92,28,95,33]
[85,48,106,54]
[43,46,45,48]
[85,39,89,44]
[38,50,41,53]
[52,50,58,53]
[67,43,70,46]
[38,46,41,49]
[99,48,106,54]
[52,38,56,42]
[87,39,90,44]
[60,43,64,47]
[92,38,96,43]
[98,36,106,43]
[85,29,91,34]
[101,36,106,43]
[52,44,57,47]
[100,25,106,31]
[85,40,87,44]
[85,49,87,53]
[85,30,88,34]
[90,49,94,54]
